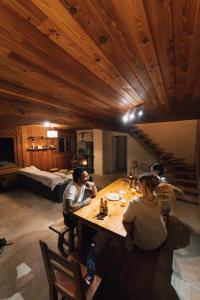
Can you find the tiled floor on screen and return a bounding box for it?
[0,174,199,300]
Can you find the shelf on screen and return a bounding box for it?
[27,136,48,140]
[27,147,56,151]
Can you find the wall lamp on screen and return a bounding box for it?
[122,106,143,124]
[44,121,58,138]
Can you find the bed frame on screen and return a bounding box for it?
[18,174,69,202]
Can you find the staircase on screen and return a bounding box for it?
[129,125,199,204]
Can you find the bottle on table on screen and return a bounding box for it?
[85,241,96,286]
[100,198,104,215]
[129,173,134,189]
[103,200,108,216]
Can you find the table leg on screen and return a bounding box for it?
[77,220,84,259]
[115,237,125,274]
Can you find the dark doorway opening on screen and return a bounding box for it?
[113,136,127,172]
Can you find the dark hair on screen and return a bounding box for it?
[73,167,86,182]
[150,162,164,176]
[138,173,160,191]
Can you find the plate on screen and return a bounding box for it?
[106,192,120,201]
[118,189,126,195]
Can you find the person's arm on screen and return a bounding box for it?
[65,185,91,213]
[91,183,97,197]
[123,199,137,223]
[86,181,97,197]
[67,197,91,212]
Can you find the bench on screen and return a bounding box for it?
[49,218,70,257]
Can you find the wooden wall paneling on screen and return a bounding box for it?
[21,125,55,170]
[0,125,22,175]
[20,126,77,171]
[195,120,200,205]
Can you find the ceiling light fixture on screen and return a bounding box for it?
[122,112,129,123]
[47,129,58,138]
[122,105,143,124]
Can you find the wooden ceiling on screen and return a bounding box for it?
[0,0,200,129]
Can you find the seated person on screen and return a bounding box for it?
[63,167,97,251]
[150,162,166,182]
[150,162,171,223]
[123,173,176,250]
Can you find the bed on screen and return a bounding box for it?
[18,166,72,202]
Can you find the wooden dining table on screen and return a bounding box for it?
[73,178,141,270]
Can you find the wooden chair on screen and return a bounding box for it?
[39,240,101,300]
[49,218,73,256]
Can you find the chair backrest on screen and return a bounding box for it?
[39,240,86,300]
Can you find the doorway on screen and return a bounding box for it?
[113,136,127,172]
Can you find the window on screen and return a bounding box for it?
[0,136,16,168]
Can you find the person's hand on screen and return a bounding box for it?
[84,198,92,206]
[86,181,94,189]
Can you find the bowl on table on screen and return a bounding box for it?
[106,192,120,201]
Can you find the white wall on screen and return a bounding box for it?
[127,134,155,174]
[138,120,197,163]
[77,130,93,143]
[93,129,103,175]
[103,130,155,174]
[103,131,127,174]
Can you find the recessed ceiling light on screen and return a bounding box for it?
[122,113,129,123]
[44,121,50,127]
[129,112,135,120]
[138,109,143,117]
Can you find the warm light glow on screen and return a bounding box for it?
[122,113,129,123]
[122,106,144,124]
[47,130,58,138]
[44,121,50,128]
[138,109,143,117]
[81,159,87,166]
[129,112,135,120]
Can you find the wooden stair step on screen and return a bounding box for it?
[166,164,195,170]
[165,171,196,177]
[176,193,199,204]
[165,174,196,181]
[167,177,197,185]
[172,184,198,195]
[162,158,186,164]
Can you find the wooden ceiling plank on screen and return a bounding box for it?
[0,36,125,113]
[84,0,162,114]
[143,0,175,111]
[3,0,47,27]
[59,0,145,104]
[0,98,120,129]
[58,0,160,114]
[0,6,133,112]
[0,68,113,120]
[184,2,200,104]
[31,0,140,105]
[6,53,115,113]
[112,0,169,108]
[91,0,165,112]
[172,0,198,109]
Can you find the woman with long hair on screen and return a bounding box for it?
[123,173,176,250]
